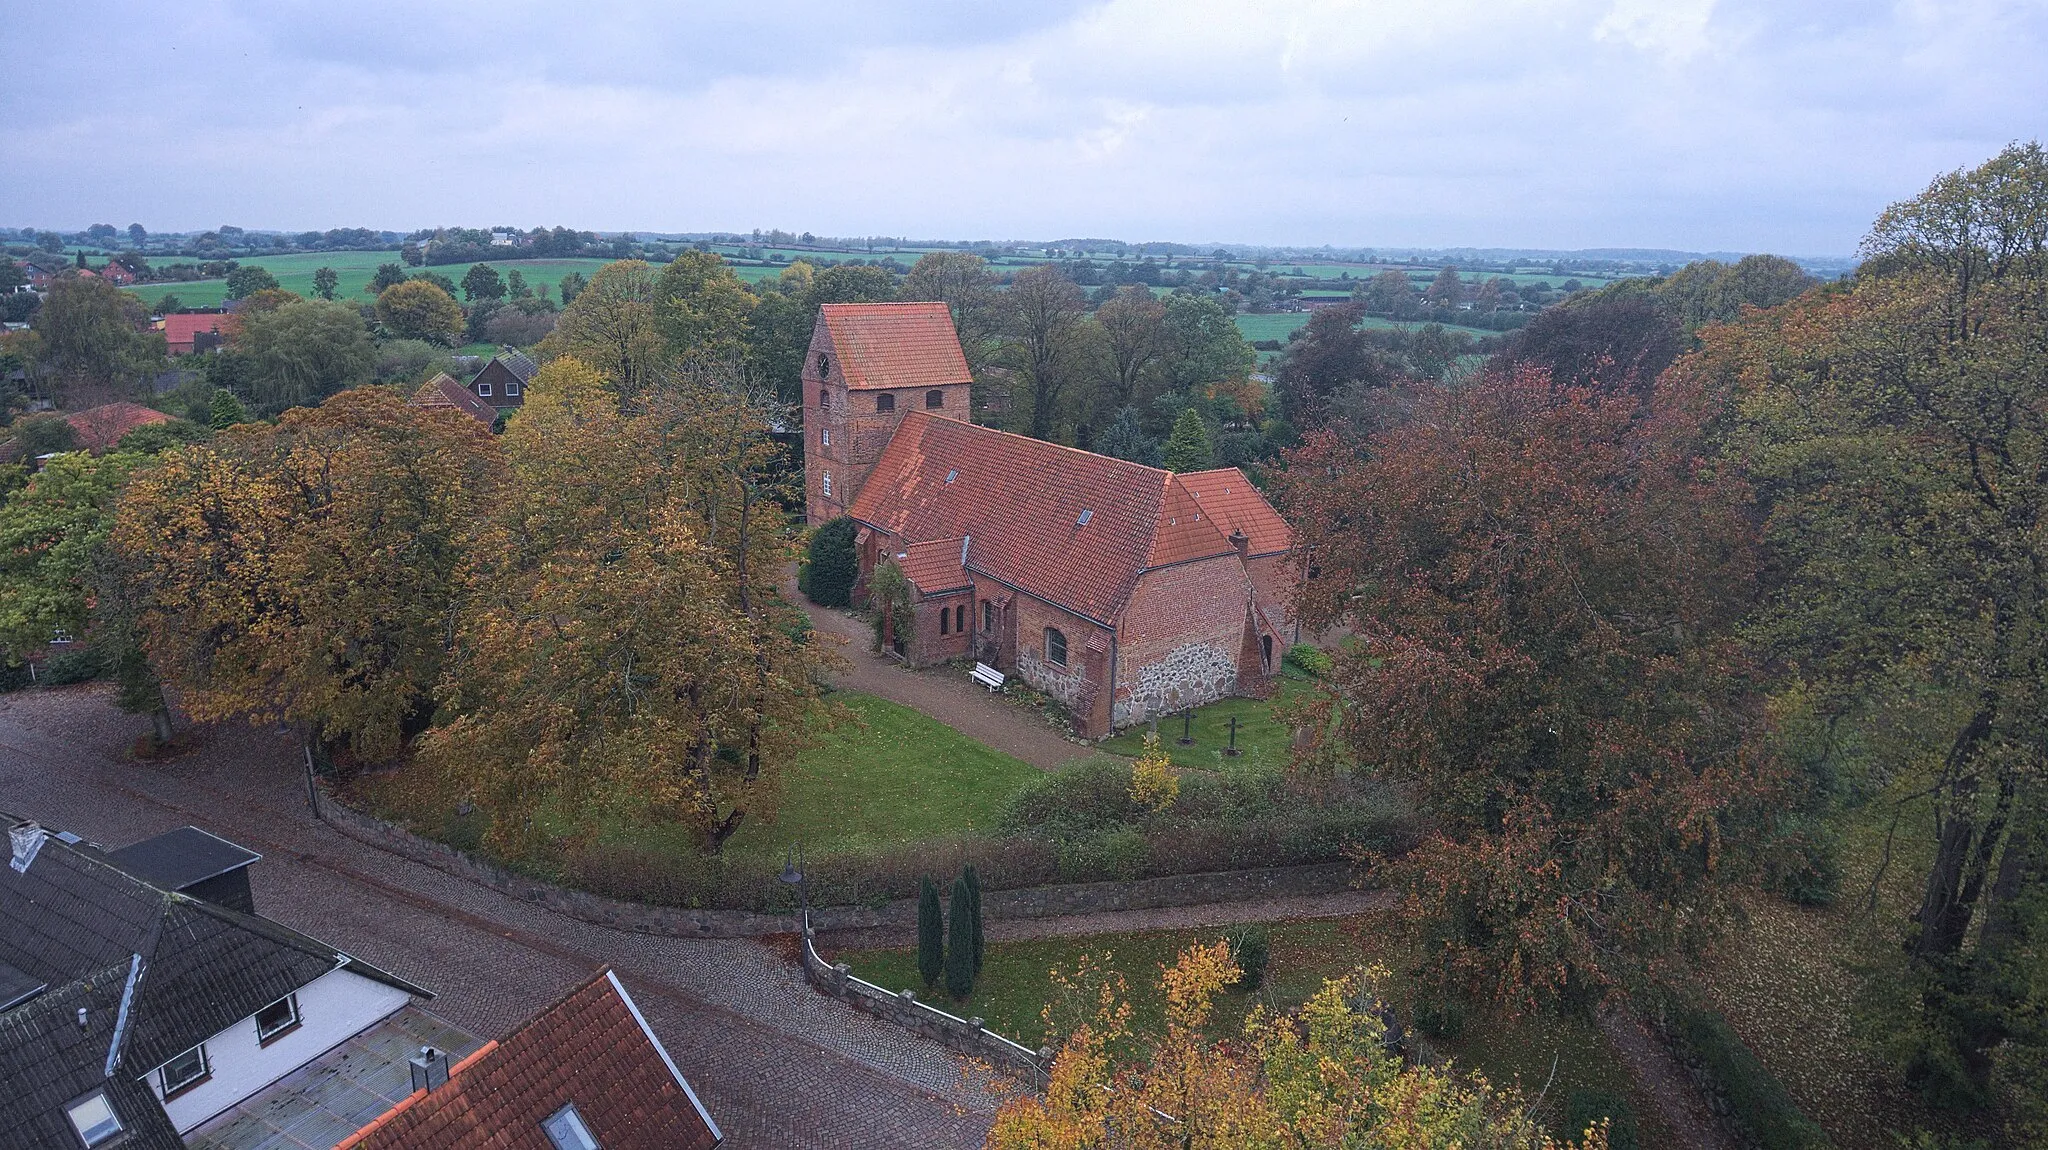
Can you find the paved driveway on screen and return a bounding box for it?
[0,686,1002,1149]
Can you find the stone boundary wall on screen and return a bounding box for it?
[798,922,1050,1088]
[310,782,1356,940]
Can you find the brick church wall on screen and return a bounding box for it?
[1113,555,1255,727]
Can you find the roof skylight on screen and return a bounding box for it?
[1076,510,1093,526]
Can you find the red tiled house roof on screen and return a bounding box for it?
[66,402,172,452]
[340,969,720,1150]
[817,302,972,390]
[410,372,498,423]
[1177,468,1293,556]
[849,411,1243,626]
[159,312,237,354]
[892,536,971,595]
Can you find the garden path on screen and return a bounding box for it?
[792,570,1089,772]
[815,887,1393,951]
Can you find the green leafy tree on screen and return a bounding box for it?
[1093,285,1168,408]
[1161,407,1213,472]
[9,415,78,459]
[461,263,506,302]
[1361,268,1420,318]
[558,272,587,305]
[801,516,858,607]
[537,261,664,397]
[655,249,755,363]
[1424,266,1464,309]
[917,876,945,988]
[367,263,409,295]
[151,294,182,315]
[311,266,339,300]
[375,280,466,345]
[505,269,530,299]
[209,389,248,429]
[237,299,376,414]
[0,259,25,292]
[903,251,998,376]
[223,265,280,300]
[1160,292,1254,393]
[1000,265,1088,440]
[0,451,139,662]
[945,872,975,999]
[30,274,166,398]
[1097,405,1159,466]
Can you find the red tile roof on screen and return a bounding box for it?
[340,969,720,1150]
[1177,468,1292,556]
[65,402,172,452]
[849,412,1241,624]
[892,537,970,594]
[819,302,972,390]
[410,372,498,423]
[159,312,235,352]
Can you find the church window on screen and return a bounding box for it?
[939,608,949,635]
[822,472,833,497]
[926,389,945,409]
[876,393,895,413]
[1045,627,1068,667]
[981,600,994,632]
[955,604,967,632]
[818,389,828,409]
[821,428,830,447]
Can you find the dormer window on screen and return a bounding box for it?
[255,993,301,1044]
[876,393,895,413]
[158,1042,210,1099]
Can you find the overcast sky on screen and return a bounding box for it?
[5,1,2042,255]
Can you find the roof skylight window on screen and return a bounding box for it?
[66,1091,123,1146]
[543,1102,601,1150]
[945,469,957,483]
[1076,510,1093,526]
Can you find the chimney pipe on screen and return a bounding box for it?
[1228,528,1249,558]
[410,1046,450,1093]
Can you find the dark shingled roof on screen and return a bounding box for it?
[495,350,538,384]
[1,816,426,1146]
[104,826,260,893]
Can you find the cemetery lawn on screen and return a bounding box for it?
[1096,669,1313,772]
[831,911,1671,1145]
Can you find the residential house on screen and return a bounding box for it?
[804,302,1296,737]
[0,402,175,465]
[96,261,138,287]
[465,349,536,411]
[339,969,722,1150]
[159,311,235,357]
[409,371,497,424]
[0,816,431,1147]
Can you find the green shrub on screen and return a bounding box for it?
[1564,1087,1639,1150]
[1003,758,1141,836]
[1226,924,1271,991]
[1056,828,1149,882]
[917,877,944,988]
[1764,815,1842,907]
[945,872,976,999]
[40,647,108,686]
[1666,998,1829,1149]
[802,517,859,608]
[0,661,32,694]
[1414,997,1466,1039]
[1284,643,1333,677]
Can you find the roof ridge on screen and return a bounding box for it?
[907,412,1173,479]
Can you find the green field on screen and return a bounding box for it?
[1233,312,1312,346]
[123,251,616,309]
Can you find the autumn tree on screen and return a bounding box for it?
[1092,285,1167,408]
[31,273,166,400]
[903,251,998,376]
[537,260,665,398]
[419,356,824,856]
[1276,363,1777,1013]
[1272,302,1397,429]
[113,388,504,761]
[375,279,466,346]
[999,264,1089,440]
[655,249,755,364]
[989,942,1608,1149]
[1494,290,1686,397]
[1704,141,2048,1119]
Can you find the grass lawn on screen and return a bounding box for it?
[833,911,1667,1144]
[1097,670,1314,773]
[1234,312,1311,345]
[711,691,1043,861]
[124,252,616,309]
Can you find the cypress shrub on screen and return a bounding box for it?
[944,873,975,999]
[802,517,859,607]
[963,864,984,975]
[916,876,944,988]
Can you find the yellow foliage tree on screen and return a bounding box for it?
[374,279,465,345]
[536,260,666,398]
[418,355,825,856]
[1129,732,1178,811]
[111,388,504,760]
[989,942,1610,1150]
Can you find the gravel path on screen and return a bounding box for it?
[0,685,1000,1149]
[796,573,1091,772]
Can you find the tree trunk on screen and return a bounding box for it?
[150,708,174,745]
[1913,704,1996,958]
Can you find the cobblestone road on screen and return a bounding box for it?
[0,686,1002,1149]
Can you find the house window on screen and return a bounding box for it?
[926,389,945,409]
[939,606,949,635]
[507,380,521,396]
[1045,627,1068,667]
[955,604,966,633]
[876,393,895,413]
[158,1043,210,1098]
[821,427,830,447]
[822,472,832,497]
[542,1103,600,1150]
[477,381,492,397]
[982,601,994,632]
[65,1091,123,1147]
[255,993,301,1044]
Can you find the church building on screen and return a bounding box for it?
[803,302,1296,738]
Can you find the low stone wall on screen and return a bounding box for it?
[311,783,1357,939]
[799,923,1050,1089]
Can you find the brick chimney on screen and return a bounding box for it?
[1228,527,1249,558]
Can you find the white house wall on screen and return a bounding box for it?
[151,967,412,1134]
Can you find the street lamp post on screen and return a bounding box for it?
[779,842,809,935]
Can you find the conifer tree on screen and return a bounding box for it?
[945,873,975,999]
[1162,407,1213,472]
[916,876,944,988]
[963,864,985,975]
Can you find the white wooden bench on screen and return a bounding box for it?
[971,662,1006,692]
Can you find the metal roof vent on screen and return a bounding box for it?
[9,822,47,874]
[410,1046,451,1093]
[1076,509,1093,526]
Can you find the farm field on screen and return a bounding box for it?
[1232,312,1311,345]
[121,251,615,308]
